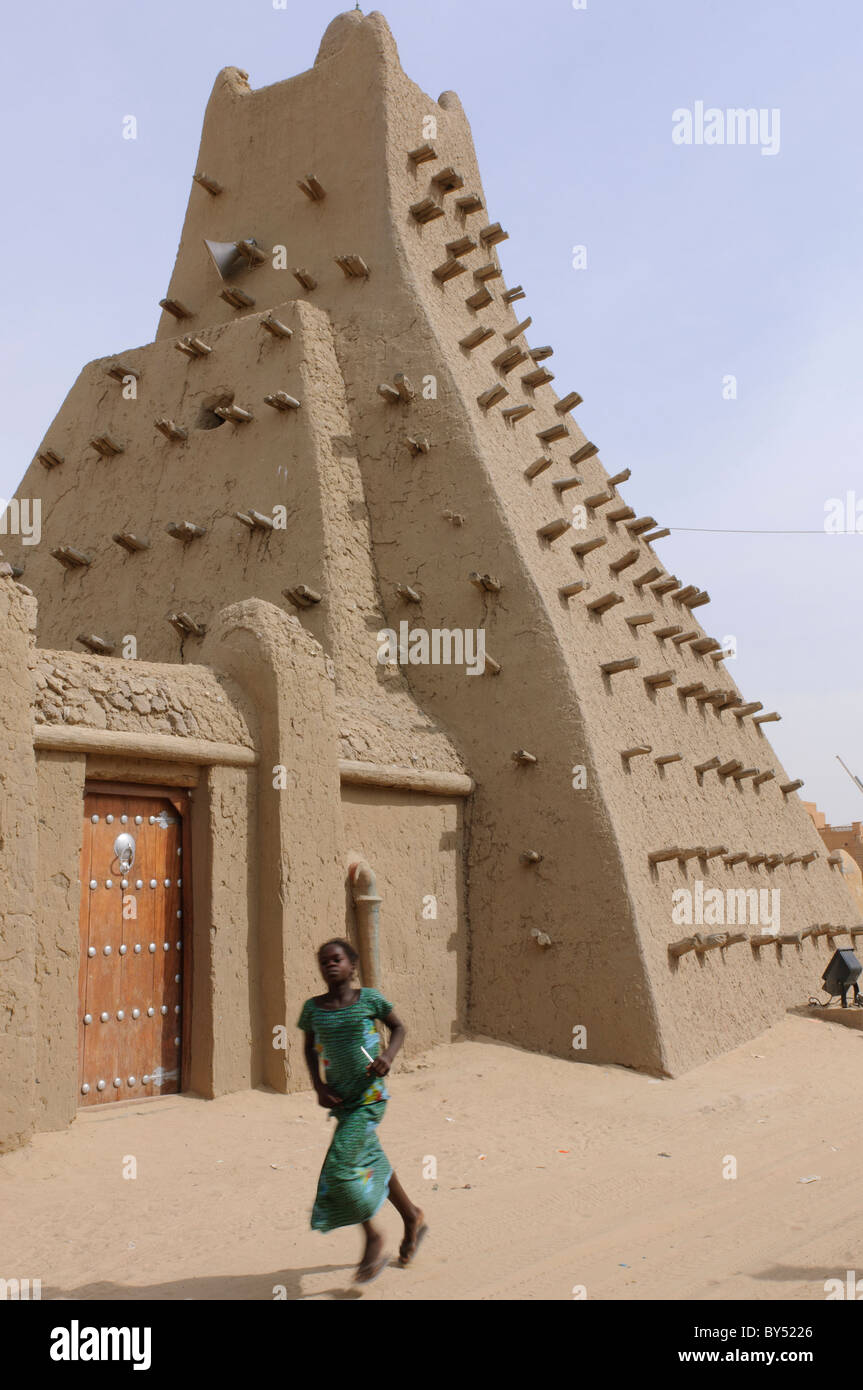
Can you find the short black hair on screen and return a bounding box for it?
[317,937,359,966]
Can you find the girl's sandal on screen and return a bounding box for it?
[354,1250,389,1285]
[398,1223,429,1267]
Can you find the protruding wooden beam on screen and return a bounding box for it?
[105,362,139,384]
[524,456,552,479]
[112,532,149,553]
[571,537,606,557]
[634,567,663,588]
[684,590,710,609]
[643,528,671,543]
[717,759,743,777]
[214,404,253,424]
[493,346,528,372]
[733,702,763,720]
[455,193,484,215]
[474,263,502,282]
[748,854,767,867]
[168,612,206,638]
[694,756,721,774]
[750,933,778,949]
[537,423,569,444]
[679,682,707,699]
[626,516,657,536]
[237,509,274,533]
[607,469,631,486]
[654,624,683,640]
[691,637,720,654]
[154,418,187,442]
[649,847,681,864]
[669,937,698,957]
[731,767,759,781]
[469,572,502,593]
[335,253,370,278]
[694,933,728,952]
[529,346,553,362]
[261,315,293,339]
[655,752,683,766]
[466,285,493,307]
[283,585,322,609]
[652,576,681,596]
[165,521,206,542]
[432,167,465,193]
[609,549,640,573]
[622,746,652,760]
[264,391,301,412]
[193,171,223,195]
[644,670,675,690]
[460,325,495,350]
[433,257,468,283]
[586,591,624,615]
[503,285,526,304]
[753,712,781,725]
[479,222,508,245]
[627,613,655,628]
[674,585,699,604]
[522,367,555,389]
[570,442,599,466]
[410,197,445,224]
[602,656,640,676]
[559,580,591,599]
[76,634,115,655]
[556,392,583,415]
[297,175,326,200]
[584,491,613,510]
[293,268,317,290]
[606,505,635,523]
[723,852,749,866]
[671,632,699,647]
[395,584,422,604]
[502,404,535,423]
[678,847,706,862]
[160,298,193,319]
[780,779,804,795]
[520,850,543,865]
[752,770,775,786]
[512,749,538,765]
[176,334,213,358]
[537,518,571,543]
[552,476,583,495]
[406,436,430,456]
[52,546,90,570]
[408,142,437,164]
[446,236,477,258]
[90,434,124,457]
[220,287,256,309]
[504,317,533,342]
[800,850,819,864]
[37,449,64,470]
[477,384,508,409]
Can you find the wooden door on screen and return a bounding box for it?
[77,786,188,1106]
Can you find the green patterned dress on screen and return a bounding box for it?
[297,987,395,1233]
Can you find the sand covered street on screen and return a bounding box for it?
[3,1013,862,1302]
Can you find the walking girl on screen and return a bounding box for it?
[297,938,427,1283]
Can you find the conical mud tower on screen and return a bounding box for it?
[2,12,858,1150]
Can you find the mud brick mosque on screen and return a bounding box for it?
[1,10,858,1153]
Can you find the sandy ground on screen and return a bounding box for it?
[3,1013,863,1301]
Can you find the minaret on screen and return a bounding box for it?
[6,10,857,1074]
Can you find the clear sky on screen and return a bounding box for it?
[1,0,861,818]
